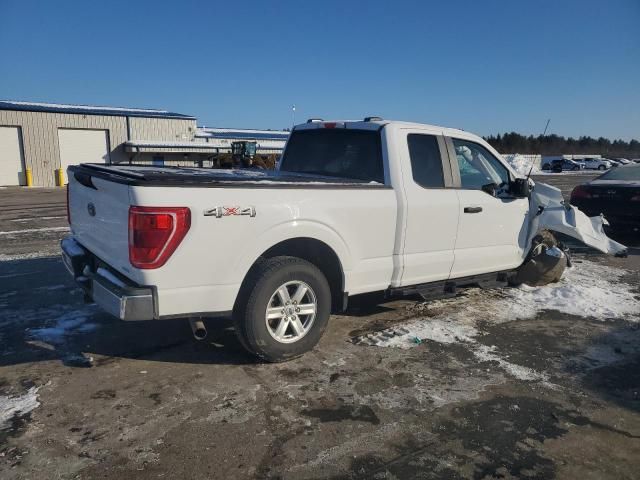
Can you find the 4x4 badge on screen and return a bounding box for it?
[204,206,256,218]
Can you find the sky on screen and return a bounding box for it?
[0,0,638,140]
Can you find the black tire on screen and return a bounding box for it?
[542,164,551,171]
[572,166,579,171]
[598,165,606,170]
[233,256,331,362]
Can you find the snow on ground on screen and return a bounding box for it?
[0,251,57,262]
[354,259,639,383]
[28,310,98,345]
[0,387,41,430]
[10,216,66,223]
[0,226,69,236]
[502,260,640,320]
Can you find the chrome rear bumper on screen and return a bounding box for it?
[61,237,156,321]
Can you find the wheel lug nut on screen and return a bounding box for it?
[295,308,300,312]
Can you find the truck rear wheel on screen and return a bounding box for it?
[233,256,331,362]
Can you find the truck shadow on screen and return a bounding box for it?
[0,256,255,367]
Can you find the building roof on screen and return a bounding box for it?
[0,100,196,120]
[196,127,290,141]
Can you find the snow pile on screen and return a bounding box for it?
[501,260,640,321]
[503,154,541,176]
[28,310,97,344]
[353,260,639,382]
[0,387,41,430]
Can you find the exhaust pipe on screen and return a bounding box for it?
[189,318,207,340]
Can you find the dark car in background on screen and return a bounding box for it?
[570,164,640,232]
[548,159,584,172]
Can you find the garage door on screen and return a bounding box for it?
[0,126,26,186]
[58,129,110,183]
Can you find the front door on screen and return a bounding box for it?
[447,137,529,278]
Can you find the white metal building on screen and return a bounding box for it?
[0,100,197,187]
[195,127,289,154]
[0,100,291,186]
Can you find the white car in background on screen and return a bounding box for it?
[578,158,612,170]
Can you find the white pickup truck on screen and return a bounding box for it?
[62,118,626,361]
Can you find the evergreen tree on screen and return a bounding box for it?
[484,132,640,157]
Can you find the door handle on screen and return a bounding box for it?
[463,206,483,214]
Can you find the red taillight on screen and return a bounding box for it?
[323,122,337,129]
[570,185,591,202]
[66,184,71,225]
[128,206,191,269]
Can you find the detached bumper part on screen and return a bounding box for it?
[528,182,627,256]
[61,237,155,321]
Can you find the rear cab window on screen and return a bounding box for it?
[279,129,384,183]
[407,134,445,188]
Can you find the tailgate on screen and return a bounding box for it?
[68,169,132,277]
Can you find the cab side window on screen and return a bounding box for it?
[452,139,510,190]
[408,134,445,188]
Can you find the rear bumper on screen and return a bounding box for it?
[61,237,156,321]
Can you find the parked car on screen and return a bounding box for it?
[570,163,640,233]
[578,158,612,170]
[548,159,583,172]
[606,158,622,167]
[614,158,632,165]
[61,118,626,361]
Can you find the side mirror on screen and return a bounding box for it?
[481,182,498,196]
[510,178,530,198]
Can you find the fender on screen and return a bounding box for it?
[232,219,353,287]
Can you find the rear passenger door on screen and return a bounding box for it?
[446,137,529,278]
[399,131,460,286]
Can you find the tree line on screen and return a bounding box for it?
[484,132,640,158]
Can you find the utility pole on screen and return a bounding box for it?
[291,105,296,129]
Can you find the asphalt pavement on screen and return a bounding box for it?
[1,175,639,479]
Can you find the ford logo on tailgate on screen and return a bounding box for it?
[87,203,96,217]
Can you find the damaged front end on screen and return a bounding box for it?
[526,181,627,257]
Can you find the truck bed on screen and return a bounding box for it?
[69,164,390,188]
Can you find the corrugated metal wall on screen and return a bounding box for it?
[0,110,196,186]
[129,117,195,142]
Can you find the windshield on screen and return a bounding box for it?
[279,129,384,183]
[598,164,640,181]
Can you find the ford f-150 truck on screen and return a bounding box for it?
[62,118,626,361]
